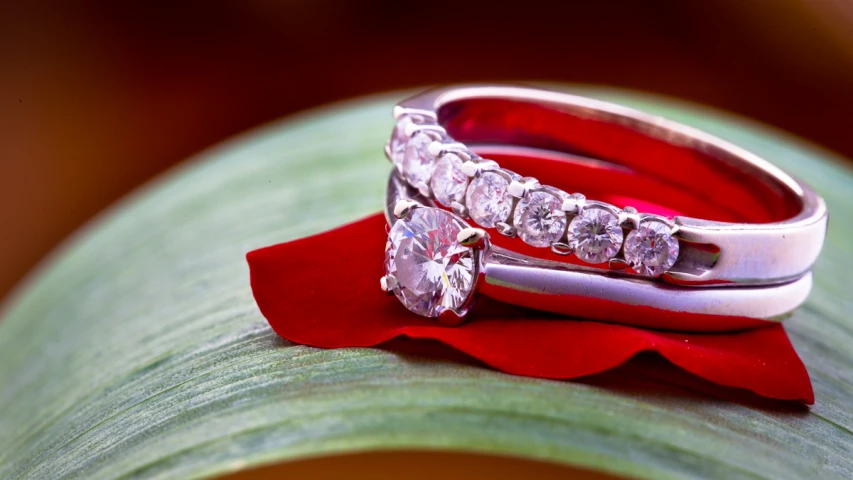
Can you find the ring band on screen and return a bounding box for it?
[381,85,827,331]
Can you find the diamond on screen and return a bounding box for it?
[430,152,468,207]
[624,220,680,276]
[385,208,477,317]
[465,171,514,228]
[403,131,437,188]
[389,116,412,172]
[566,207,624,263]
[513,190,567,247]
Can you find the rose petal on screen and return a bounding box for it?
[248,213,813,404]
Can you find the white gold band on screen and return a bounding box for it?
[381,85,827,330]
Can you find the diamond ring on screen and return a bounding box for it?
[381,85,828,331]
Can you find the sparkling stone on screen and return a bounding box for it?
[389,116,412,172]
[403,131,437,188]
[513,190,567,247]
[430,152,468,207]
[384,208,476,317]
[465,171,513,228]
[624,220,680,276]
[566,207,624,263]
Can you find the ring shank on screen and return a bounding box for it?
[386,171,809,331]
[397,85,827,287]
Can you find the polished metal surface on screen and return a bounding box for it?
[384,85,828,330]
[386,172,812,331]
[395,85,828,287]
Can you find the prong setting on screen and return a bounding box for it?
[461,159,499,177]
[619,206,640,229]
[508,176,540,198]
[380,275,396,294]
[457,227,488,249]
[496,222,516,238]
[406,123,446,138]
[416,182,431,198]
[384,206,483,320]
[393,199,422,219]
[385,109,681,279]
[561,192,586,214]
[450,201,469,218]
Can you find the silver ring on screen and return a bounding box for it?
[381,85,828,331]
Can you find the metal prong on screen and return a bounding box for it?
[380,275,395,295]
[450,201,469,218]
[496,222,516,238]
[404,122,419,137]
[551,242,573,256]
[393,199,422,219]
[406,123,446,137]
[461,161,479,177]
[608,258,630,271]
[508,180,527,198]
[508,176,540,198]
[392,105,407,119]
[457,227,488,248]
[561,193,586,213]
[437,307,466,327]
[461,159,500,177]
[428,141,444,158]
[416,182,431,198]
[384,142,393,162]
[619,206,640,229]
[441,145,474,161]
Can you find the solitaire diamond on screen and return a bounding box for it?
[430,152,468,207]
[403,131,437,189]
[513,190,567,247]
[389,116,412,172]
[567,207,624,263]
[466,171,514,228]
[385,208,477,317]
[624,220,680,276]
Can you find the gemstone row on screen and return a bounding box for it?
[387,114,680,276]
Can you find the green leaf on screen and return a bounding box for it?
[1,86,852,480]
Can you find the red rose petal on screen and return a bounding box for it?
[248,213,813,404]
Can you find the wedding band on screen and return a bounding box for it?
[381,85,827,331]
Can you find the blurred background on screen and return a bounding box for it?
[2,0,853,303]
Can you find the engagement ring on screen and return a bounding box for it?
[381,85,827,331]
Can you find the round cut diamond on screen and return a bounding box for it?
[389,116,412,172]
[385,208,476,317]
[466,171,513,228]
[624,220,680,276]
[513,190,567,247]
[566,207,624,263]
[430,152,468,207]
[402,131,437,188]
